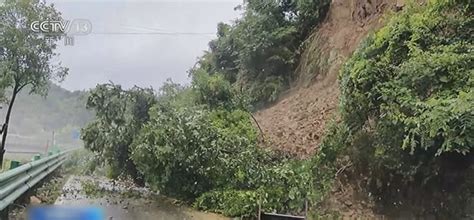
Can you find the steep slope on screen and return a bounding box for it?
[255,0,401,157]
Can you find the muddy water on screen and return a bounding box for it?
[54,176,229,220]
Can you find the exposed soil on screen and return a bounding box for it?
[255,0,403,218]
[255,0,398,158]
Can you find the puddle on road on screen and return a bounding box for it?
[54,176,229,220]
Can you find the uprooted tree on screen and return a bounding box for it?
[81,83,157,186]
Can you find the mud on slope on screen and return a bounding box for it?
[255,0,402,157]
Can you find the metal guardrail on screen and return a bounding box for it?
[0,150,72,212]
[257,200,308,220]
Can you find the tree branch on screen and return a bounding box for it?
[249,113,267,144]
[16,82,28,93]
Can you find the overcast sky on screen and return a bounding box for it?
[49,0,242,91]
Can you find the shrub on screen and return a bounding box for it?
[81,84,156,185]
[131,105,267,199]
[131,84,340,216]
[339,0,473,198]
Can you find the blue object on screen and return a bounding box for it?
[72,130,81,140]
[28,206,104,220]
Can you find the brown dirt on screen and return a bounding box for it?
[254,0,398,158]
[255,0,407,218]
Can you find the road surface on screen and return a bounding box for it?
[54,175,229,220]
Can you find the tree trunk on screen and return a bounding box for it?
[0,87,19,168]
[249,112,267,144]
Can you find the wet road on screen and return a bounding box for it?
[55,176,229,220]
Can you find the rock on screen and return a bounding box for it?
[395,0,405,11]
[344,200,353,207]
[30,196,42,205]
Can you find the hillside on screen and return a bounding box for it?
[0,83,93,153]
[255,0,398,156]
[75,0,472,218]
[256,0,473,218]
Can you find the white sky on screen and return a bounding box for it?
[49,0,242,91]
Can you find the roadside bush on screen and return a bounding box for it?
[131,77,342,216]
[339,0,473,202]
[131,105,268,199]
[193,159,318,217]
[193,121,348,217]
[81,84,157,185]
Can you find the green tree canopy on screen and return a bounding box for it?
[81,83,156,185]
[339,0,474,195]
[0,0,68,163]
[191,0,330,106]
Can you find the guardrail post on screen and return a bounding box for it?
[0,149,74,214]
[0,206,8,220]
[32,154,41,161]
[9,161,20,170]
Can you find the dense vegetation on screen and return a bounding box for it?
[82,0,334,217]
[81,84,156,185]
[0,0,68,162]
[337,0,473,215]
[196,0,330,106]
[82,77,338,217]
[81,0,473,218]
